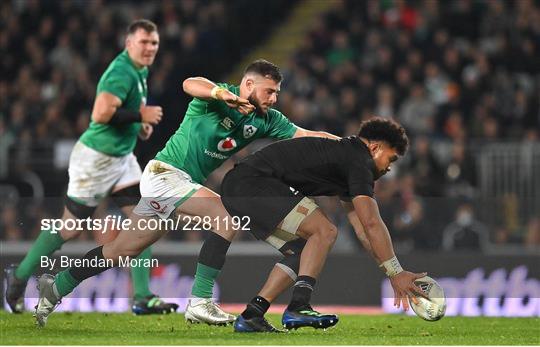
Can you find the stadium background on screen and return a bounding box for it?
[1,0,538,317]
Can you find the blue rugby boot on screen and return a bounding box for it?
[282,306,339,330]
[234,315,285,333]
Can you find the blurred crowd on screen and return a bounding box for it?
[274,0,540,251]
[0,0,292,178]
[1,0,539,251]
[0,0,291,239]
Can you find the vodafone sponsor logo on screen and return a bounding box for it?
[204,149,228,159]
[217,137,237,152]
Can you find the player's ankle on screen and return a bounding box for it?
[190,297,209,305]
[287,276,316,311]
[242,296,270,319]
[286,301,311,312]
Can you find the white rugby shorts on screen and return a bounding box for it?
[67,141,142,207]
[133,160,202,220]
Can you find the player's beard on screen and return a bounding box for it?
[374,168,389,180]
[248,92,267,116]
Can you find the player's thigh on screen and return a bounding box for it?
[221,165,310,241]
[295,207,336,240]
[134,160,202,220]
[264,197,320,252]
[111,184,139,217]
[103,214,166,259]
[131,160,238,240]
[58,206,84,241]
[60,190,109,240]
[174,186,235,235]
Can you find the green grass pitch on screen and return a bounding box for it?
[1,311,538,345]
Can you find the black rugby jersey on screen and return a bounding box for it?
[240,136,377,199]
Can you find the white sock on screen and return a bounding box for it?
[190,297,209,305]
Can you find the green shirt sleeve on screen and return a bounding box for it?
[97,67,134,102]
[264,109,298,139]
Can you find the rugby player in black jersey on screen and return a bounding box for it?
[221,118,427,332]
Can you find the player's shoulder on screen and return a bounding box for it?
[267,107,283,116]
[106,52,140,75]
[265,108,286,121]
[339,135,365,148]
[101,61,137,83]
[108,60,137,75]
[337,136,371,159]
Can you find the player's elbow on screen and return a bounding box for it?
[182,78,191,93]
[361,218,382,236]
[182,77,201,94]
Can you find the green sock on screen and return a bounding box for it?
[15,229,65,281]
[131,247,153,300]
[55,270,80,297]
[191,263,220,298]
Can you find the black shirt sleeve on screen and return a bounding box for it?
[346,149,375,198]
[348,162,374,197]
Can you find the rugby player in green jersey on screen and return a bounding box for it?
[34,59,339,327]
[5,19,178,316]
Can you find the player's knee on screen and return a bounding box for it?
[317,223,338,245]
[117,246,142,258]
[59,229,83,241]
[62,196,96,240]
[107,242,143,259]
[277,253,301,280]
[65,195,96,219]
[111,185,140,208]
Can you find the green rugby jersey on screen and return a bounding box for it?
[79,50,147,156]
[155,83,297,184]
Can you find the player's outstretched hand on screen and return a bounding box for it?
[390,271,428,311]
[140,105,163,125]
[138,123,153,140]
[216,89,255,115]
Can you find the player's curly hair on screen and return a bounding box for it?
[245,59,283,82]
[358,117,409,155]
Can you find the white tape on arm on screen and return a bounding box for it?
[210,86,225,99]
[379,256,404,277]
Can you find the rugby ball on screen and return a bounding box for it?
[408,276,446,321]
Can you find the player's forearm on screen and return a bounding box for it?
[92,109,115,124]
[347,211,376,259]
[182,77,217,99]
[362,221,395,265]
[91,92,123,124]
[311,131,340,140]
[294,128,340,139]
[352,196,397,265]
[343,201,377,260]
